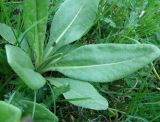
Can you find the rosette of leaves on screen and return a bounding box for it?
[0,0,160,121]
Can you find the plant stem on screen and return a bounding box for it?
[32,91,37,119]
[8,91,16,104]
[151,63,160,81]
[47,82,56,115]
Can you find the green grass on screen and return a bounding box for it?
[0,0,160,121]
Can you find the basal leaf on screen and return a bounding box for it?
[0,23,30,52]
[0,23,16,44]
[5,45,46,90]
[21,100,58,122]
[46,44,160,82]
[0,101,21,122]
[23,0,48,66]
[46,0,99,53]
[48,78,108,110]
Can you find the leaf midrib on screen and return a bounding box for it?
[54,4,84,44]
[35,0,42,66]
[53,55,154,69]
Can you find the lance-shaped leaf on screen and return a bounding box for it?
[24,0,48,65]
[5,45,46,89]
[48,78,108,110]
[0,23,30,52]
[0,23,16,44]
[46,44,160,82]
[46,0,99,51]
[0,101,22,122]
[21,100,58,122]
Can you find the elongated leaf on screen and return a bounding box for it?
[0,101,21,122]
[0,23,29,52]
[24,0,48,65]
[5,45,46,89]
[21,100,58,122]
[46,0,99,51]
[46,44,160,82]
[48,78,108,110]
[0,23,16,44]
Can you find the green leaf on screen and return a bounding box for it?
[0,23,16,44]
[0,101,21,122]
[47,44,160,82]
[0,23,29,52]
[53,83,70,98]
[21,100,58,122]
[48,78,108,110]
[46,0,99,52]
[5,45,46,90]
[23,0,48,66]
[0,49,12,74]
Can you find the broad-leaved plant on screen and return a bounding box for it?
[0,0,160,121]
